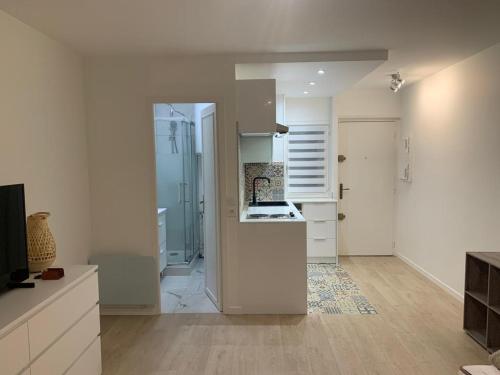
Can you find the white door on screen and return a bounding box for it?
[338,120,397,256]
[201,104,221,310]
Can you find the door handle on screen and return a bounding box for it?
[339,183,351,199]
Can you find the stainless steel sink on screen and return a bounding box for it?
[248,201,289,207]
[246,213,270,219]
[246,212,296,220]
[269,213,293,219]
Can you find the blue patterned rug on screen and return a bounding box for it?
[308,264,377,315]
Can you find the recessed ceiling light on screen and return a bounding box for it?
[309,81,316,86]
[303,91,309,95]
[317,69,325,75]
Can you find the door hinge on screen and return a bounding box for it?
[392,240,396,249]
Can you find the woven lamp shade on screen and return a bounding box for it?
[27,212,56,272]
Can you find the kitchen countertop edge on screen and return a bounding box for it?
[240,201,306,223]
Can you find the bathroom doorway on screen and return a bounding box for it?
[153,103,220,313]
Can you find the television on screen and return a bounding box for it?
[0,184,29,291]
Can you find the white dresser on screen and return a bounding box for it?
[301,202,338,263]
[0,265,101,375]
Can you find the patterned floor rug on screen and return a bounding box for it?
[308,264,377,315]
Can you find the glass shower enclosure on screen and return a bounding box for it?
[154,105,201,265]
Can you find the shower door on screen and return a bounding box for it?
[155,106,201,266]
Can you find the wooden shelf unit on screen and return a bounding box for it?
[464,252,500,352]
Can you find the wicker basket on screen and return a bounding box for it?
[27,212,56,272]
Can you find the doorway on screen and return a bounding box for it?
[153,103,221,313]
[337,119,398,256]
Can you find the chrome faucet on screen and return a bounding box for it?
[252,177,271,206]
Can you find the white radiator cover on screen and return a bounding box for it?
[89,254,157,306]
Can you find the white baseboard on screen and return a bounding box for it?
[396,253,464,302]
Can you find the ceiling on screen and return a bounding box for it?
[1,0,499,88]
[236,61,384,97]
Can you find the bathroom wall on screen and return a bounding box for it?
[244,163,284,202]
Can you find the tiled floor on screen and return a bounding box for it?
[160,258,219,313]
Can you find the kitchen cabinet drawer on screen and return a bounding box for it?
[307,238,336,258]
[0,323,29,375]
[307,220,336,239]
[158,214,166,245]
[30,305,100,375]
[28,273,99,359]
[302,203,336,221]
[66,337,102,375]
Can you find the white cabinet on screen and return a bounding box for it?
[301,202,337,263]
[236,79,276,134]
[28,273,98,359]
[30,305,100,375]
[66,338,102,375]
[0,266,101,375]
[158,209,167,273]
[0,323,29,375]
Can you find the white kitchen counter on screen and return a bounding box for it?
[240,200,305,223]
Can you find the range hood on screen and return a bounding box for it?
[240,122,288,137]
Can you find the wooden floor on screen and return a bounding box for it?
[100,256,488,375]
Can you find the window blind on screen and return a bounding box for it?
[286,125,329,193]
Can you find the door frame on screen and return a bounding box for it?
[337,117,400,256]
[200,104,222,310]
[149,99,223,313]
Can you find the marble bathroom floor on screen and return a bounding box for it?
[160,258,219,313]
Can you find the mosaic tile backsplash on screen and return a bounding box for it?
[244,162,284,202]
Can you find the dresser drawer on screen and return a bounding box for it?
[30,305,100,375]
[66,337,102,375]
[307,238,336,258]
[0,323,30,375]
[158,214,167,245]
[28,273,99,359]
[307,220,336,239]
[302,203,336,221]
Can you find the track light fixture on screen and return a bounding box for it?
[390,72,405,92]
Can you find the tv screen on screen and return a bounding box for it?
[0,184,29,290]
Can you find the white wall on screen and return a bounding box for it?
[396,43,500,297]
[84,54,395,313]
[334,88,401,119]
[84,56,242,312]
[0,11,91,265]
